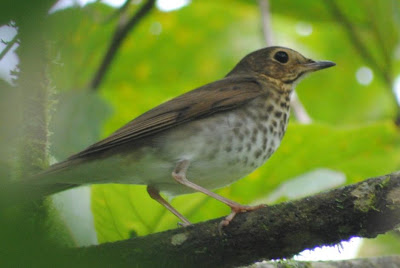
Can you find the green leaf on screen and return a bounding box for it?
[91,184,210,242]
[264,168,346,203]
[357,232,400,257]
[49,91,112,160]
[0,83,20,181]
[47,3,116,90]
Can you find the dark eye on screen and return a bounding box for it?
[274,51,289,63]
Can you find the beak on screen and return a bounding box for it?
[303,60,336,72]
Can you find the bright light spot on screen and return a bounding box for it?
[50,0,76,12]
[295,237,363,261]
[0,24,19,84]
[295,22,313,36]
[150,21,162,35]
[51,0,124,12]
[156,0,190,12]
[356,66,373,86]
[393,75,400,105]
[53,187,98,246]
[102,0,126,7]
[51,0,191,13]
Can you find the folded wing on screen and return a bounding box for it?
[69,76,266,159]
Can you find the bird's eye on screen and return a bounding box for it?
[274,51,289,63]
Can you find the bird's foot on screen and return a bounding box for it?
[177,221,192,227]
[218,203,266,233]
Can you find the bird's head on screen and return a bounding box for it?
[229,46,335,91]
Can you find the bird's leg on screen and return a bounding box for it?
[146,185,191,227]
[172,160,266,228]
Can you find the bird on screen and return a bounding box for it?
[11,46,335,227]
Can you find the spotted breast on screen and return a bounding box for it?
[150,88,292,195]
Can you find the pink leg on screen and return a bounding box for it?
[147,185,191,226]
[172,160,266,229]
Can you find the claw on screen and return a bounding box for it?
[178,221,191,228]
[218,204,267,234]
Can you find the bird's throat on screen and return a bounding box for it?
[258,74,294,94]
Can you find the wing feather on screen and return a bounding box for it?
[68,75,266,159]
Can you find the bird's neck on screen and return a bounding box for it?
[257,74,294,94]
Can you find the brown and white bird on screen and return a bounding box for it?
[14,46,335,226]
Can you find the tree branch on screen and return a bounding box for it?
[258,0,274,46]
[323,0,400,124]
[0,32,18,61]
[324,0,386,83]
[89,0,156,90]
[61,171,400,267]
[290,92,313,124]
[16,7,50,177]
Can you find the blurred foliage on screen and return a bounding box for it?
[1,0,400,261]
[0,80,20,181]
[48,91,112,160]
[357,231,400,257]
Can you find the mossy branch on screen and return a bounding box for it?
[1,3,77,252]
[15,7,50,178]
[54,171,400,268]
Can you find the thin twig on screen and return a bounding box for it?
[104,0,132,24]
[364,3,392,76]
[324,0,385,80]
[291,92,312,124]
[324,0,399,120]
[258,0,274,46]
[0,34,18,61]
[258,0,312,124]
[89,0,156,90]
[324,0,400,124]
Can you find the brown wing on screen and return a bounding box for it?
[68,75,266,159]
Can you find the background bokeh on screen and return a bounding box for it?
[1,0,399,262]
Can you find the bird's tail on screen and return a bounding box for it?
[0,177,79,208]
[1,158,89,208]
